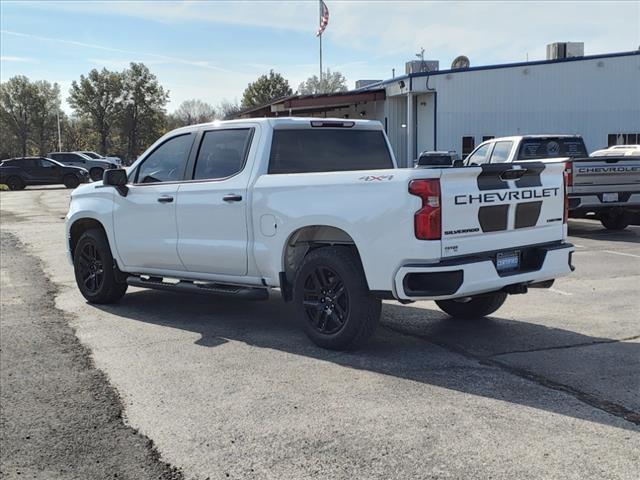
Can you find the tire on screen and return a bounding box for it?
[600,211,629,230]
[436,291,508,319]
[73,228,127,304]
[63,174,80,189]
[89,167,104,182]
[6,176,25,191]
[293,246,381,350]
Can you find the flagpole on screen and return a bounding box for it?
[319,0,323,84]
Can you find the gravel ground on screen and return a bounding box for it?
[0,230,182,480]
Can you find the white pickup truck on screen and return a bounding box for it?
[464,135,640,230]
[66,118,574,350]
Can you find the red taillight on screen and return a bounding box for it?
[409,179,441,240]
[565,161,573,187]
[563,169,569,224]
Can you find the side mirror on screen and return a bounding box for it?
[103,168,128,196]
[453,160,464,167]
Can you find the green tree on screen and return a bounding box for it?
[31,80,61,155]
[298,69,348,95]
[68,68,123,154]
[120,63,169,160]
[241,70,292,108]
[0,76,37,156]
[60,113,96,152]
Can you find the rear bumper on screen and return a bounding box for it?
[568,192,640,212]
[393,242,574,301]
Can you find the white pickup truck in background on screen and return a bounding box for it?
[66,119,574,350]
[464,135,640,230]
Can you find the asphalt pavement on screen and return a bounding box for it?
[1,186,638,480]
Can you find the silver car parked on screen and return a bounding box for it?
[47,152,118,181]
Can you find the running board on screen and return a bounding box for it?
[126,276,269,301]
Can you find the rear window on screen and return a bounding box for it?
[517,138,587,160]
[268,129,393,174]
[417,154,452,167]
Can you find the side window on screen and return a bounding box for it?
[136,134,193,184]
[465,143,492,165]
[39,159,57,168]
[489,141,513,163]
[21,159,37,169]
[193,129,252,180]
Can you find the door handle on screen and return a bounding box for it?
[223,194,243,202]
[157,195,174,203]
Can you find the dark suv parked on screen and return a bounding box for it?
[0,157,89,190]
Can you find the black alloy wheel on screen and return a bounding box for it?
[302,266,349,335]
[76,242,105,294]
[64,174,80,189]
[293,246,381,350]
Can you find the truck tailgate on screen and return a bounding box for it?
[572,157,640,192]
[439,163,565,258]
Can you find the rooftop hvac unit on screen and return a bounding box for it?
[546,42,584,60]
[405,60,439,74]
[355,79,383,89]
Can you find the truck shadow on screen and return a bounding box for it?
[568,219,640,244]
[93,290,639,432]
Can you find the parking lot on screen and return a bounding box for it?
[1,186,639,479]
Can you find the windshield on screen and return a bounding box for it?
[81,151,102,159]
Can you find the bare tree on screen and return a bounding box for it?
[298,69,348,95]
[172,99,216,126]
[217,99,243,120]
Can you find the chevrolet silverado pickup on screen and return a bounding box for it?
[464,135,640,230]
[66,118,574,350]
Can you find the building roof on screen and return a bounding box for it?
[362,49,640,90]
[233,89,386,119]
[231,49,639,119]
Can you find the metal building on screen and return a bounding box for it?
[234,47,640,167]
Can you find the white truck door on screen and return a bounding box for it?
[113,132,195,271]
[176,127,255,276]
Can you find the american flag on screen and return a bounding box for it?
[316,0,329,37]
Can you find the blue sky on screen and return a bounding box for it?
[1,1,639,113]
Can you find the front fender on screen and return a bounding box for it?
[65,186,119,266]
